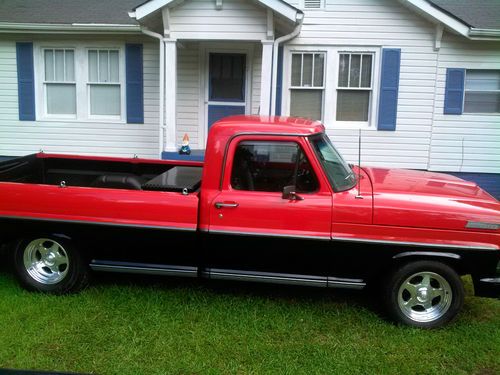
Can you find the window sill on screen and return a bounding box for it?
[326,122,377,131]
[36,116,127,124]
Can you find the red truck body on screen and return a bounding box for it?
[0,115,498,327]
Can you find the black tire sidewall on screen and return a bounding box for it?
[12,235,88,294]
[385,260,464,328]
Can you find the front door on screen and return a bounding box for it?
[207,53,247,130]
[206,136,334,277]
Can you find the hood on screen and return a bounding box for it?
[363,167,500,232]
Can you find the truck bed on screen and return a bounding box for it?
[0,153,203,193]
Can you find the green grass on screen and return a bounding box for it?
[0,271,498,375]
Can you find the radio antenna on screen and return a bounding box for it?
[355,128,363,199]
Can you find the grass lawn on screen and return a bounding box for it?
[0,269,498,375]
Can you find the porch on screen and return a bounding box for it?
[128,0,303,159]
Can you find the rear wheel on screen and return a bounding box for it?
[12,236,89,294]
[384,260,464,328]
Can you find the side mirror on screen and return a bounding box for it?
[282,185,304,201]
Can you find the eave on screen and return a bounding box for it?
[398,0,500,41]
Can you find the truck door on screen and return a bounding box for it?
[206,135,333,277]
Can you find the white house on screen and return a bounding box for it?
[0,0,499,197]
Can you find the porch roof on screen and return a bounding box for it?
[130,0,302,23]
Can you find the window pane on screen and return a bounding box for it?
[46,84,76,115]
[54,50,65,81]
[313,53,324,87]
[65,50,75,81]
[290,89,323,120]
[349,54,361,88]
[360,54,372,88]
[336,90,370,121]
[109,51,119,82]
[466,70,500,91]
[209,54,245,101]
[291,54,302,86]
[99,51,109,82]
[231,142,305,192]
[302,54,313,87]
[338,54,349,87]
[88,50,98,82]
[89,84,120,115]
[44,50,54,81]
[464,92,500,113]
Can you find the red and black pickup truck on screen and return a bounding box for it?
[0,116,498,328]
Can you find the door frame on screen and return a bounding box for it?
[199,43,254,147]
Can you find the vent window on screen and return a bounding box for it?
[303,0,324,9]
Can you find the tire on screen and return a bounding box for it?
[384,260,464,328]
[12,235,89,294]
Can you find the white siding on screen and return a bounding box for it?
[283,0,439,169]
[176,43,201,148]
[251,44,262,115]
[169,0,268,41]
[429,33,500,174]
[0,36,160,159]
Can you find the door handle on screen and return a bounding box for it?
[215,202,239,209]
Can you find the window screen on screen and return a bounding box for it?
[88,49,121,116]
[464,70,500,113]
[336,53,373,122]
[44,49,76,115]
[290,52,325,121]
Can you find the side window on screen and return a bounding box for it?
[231,141,318,193]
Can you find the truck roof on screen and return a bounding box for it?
[213,115,325,136]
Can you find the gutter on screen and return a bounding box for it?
[0,22,141,34]
[270,12,304,116]
[140,27,166,158]
[469,28,500,39]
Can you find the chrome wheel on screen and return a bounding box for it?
[398,271,452,323]
[23,238,69,285]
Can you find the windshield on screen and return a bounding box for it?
[309,134,356,192]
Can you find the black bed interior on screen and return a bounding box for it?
[0,154,202,193]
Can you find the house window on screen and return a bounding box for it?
[336,53,373,122]
[289,52,325,121]
[464,70,500,113]
[38,44,124,121]
[88,50,121,117]
[43,49,76,116]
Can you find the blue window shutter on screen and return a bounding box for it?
[443,68,465,114]
[377,48,401,131]
[16,42,36,121]
[125,44,144,124]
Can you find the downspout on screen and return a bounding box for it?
[140,27,165,158]
[270,13,304,116]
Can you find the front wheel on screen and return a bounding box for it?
[12,236,89,294]
[384,260,464,328]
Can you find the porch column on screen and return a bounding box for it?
[164,39,177,152]
[259,40,274,116]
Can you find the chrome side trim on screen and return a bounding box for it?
[209,229,330,241]
[332,236,498,251]
[0,215,196,232]
[393,251,461,260]
[203,268,366,290]
[479,277,500,284]
[466,221,500,230]
[90,260,198,277]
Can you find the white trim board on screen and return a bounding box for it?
[131,0,301,23]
